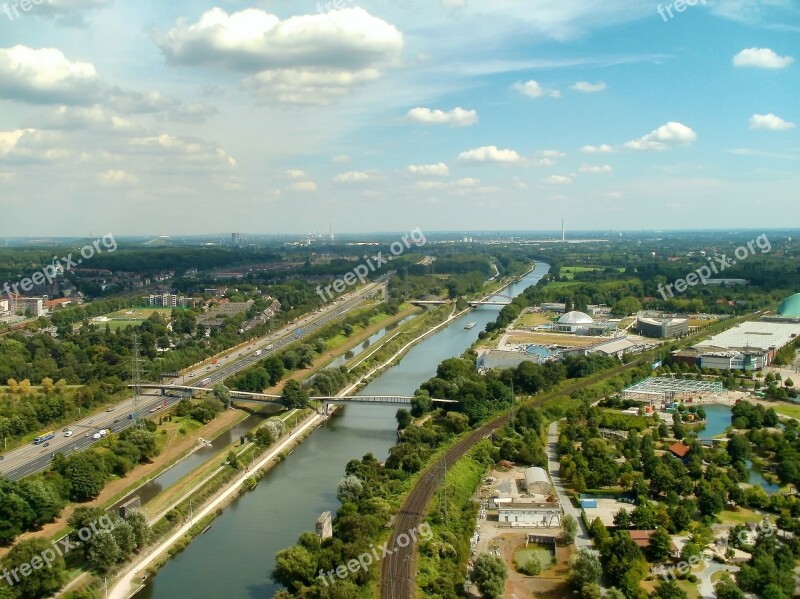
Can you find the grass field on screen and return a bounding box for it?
[515,546,555,573]
[517,312,557,327]
[91,307,175,330]
[507,332,604,348]
[771,403,800,419]
[560,266,624,280]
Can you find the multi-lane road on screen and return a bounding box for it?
[0,279,387,481]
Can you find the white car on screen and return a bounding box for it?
[64,430,73,437]
[92,432,101,440]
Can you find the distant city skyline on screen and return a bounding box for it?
[0,1,797,235]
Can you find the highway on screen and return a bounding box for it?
[0,279,387,481]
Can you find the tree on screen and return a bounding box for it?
[272,545,317,592]
[2,538,66,598]
[396,409,412,431]
[281,380,309,409]
[227,450,241,470]
[562,514,578,544]
[652,579,688,599]
[519,553,542,575]
[714,575,745,599]
[213,383,231,408]
[569,548,602,591]
[336,475,363,503]
[472,553,506,599]
[648,528,673,562]
[125,509,152,550]
[86,529,121,572]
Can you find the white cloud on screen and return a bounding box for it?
[286,169,308,179]
[98,169,137,186]
[580,164,613,174]
[415,177,479,190]
[408,163,450,176]
[749,113,796,130]
[542,175,572,185]
[624,122,697,151]
[154,7,403,105]
[571,81,606,93]
[334,170,372,183]
[457,145,524,164]
[290,181,318,191]
[511,80,560,98]
[405,107,478,127]
[538,150,566,159]
[580,144,614,154]
[332,155,351,163]
[0,46,101,105]
[733,47,794,69]
[0,128,70,163]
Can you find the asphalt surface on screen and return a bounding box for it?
[0,280,386,481]
[379,358,645,599]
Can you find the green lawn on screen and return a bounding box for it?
[772,403,800,420]
[514,546,555,573]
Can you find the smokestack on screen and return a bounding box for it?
[561,219,565,242]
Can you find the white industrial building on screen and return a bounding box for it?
[694,320,800,370]
[524,467,553,495]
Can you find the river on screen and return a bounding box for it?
[134,263,550,599]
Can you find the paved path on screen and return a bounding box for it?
[547,420,593,550]
[698,562,738,598]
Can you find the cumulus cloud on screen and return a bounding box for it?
[580,144,614,154]
[405,107,478,127]
[511,80,560,98]
[733,47,794,69]
[32,0,112,27]
[0,128,70,163]
[415,177,479,190]
[0,46,101,105]
[749,113,796,130]
[457,145,524,164]
[98,169,138,186]
[286,169,308,179]
[542,175,572,185]
[579,164,612,174]
[334,170,372,183]
[153,7,403,105]
[407,162,450,176]
[624,122,697,151]
[571,81,606,93]
[290,181,318,191]
[128,133,238,172]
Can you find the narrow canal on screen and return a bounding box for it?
[135,264,550,599]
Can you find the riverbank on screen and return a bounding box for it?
[107,407,334,599]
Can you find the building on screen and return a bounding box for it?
[668,442,691,460]
[0,298,9,314]
[555,311,594,333]
[699,351,767,371]
[540,302,566,313]
[497,503,562,527]
[637,316,689,339]
[584,337,639,359]
[13,296,44,317]
[477,348,552,370]
[524,467,553,495]
[149,293,179,307]
[44,298,72,310]
[627,530,656,549]
[694,320,800,366]
[209,300,254,317]
[777,293,800,319]
[315,512,333,539]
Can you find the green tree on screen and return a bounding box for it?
[472,553,506,599]
[86,529,121,573]
[569,548,602,591]
[714,575,745,599]
[648,528,673,562]
[653,579,688,599]
[2,538,66,598]
[213,383,231,407]
[396,409,412,431]
[562,514,578,544]
[281,380,309,409]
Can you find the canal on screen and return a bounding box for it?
[134,264,550,599]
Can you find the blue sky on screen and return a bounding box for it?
[0,0,797,236]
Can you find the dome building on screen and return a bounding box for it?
[778,293,800,318]
[555,310,594,333]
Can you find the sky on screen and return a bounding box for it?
[0,0,798,237]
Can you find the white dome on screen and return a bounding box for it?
[558,311,594,325]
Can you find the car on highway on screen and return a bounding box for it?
[113,418,120,423]
[43,442,49,447]
[64,430,73,437]
[105,407,114,412]
[189,373,195,377]
[92,433,101,440]
[88,419,94,424]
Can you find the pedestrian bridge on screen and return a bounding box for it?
[132,384,457,406]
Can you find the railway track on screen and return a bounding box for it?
[379,358,645,599]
